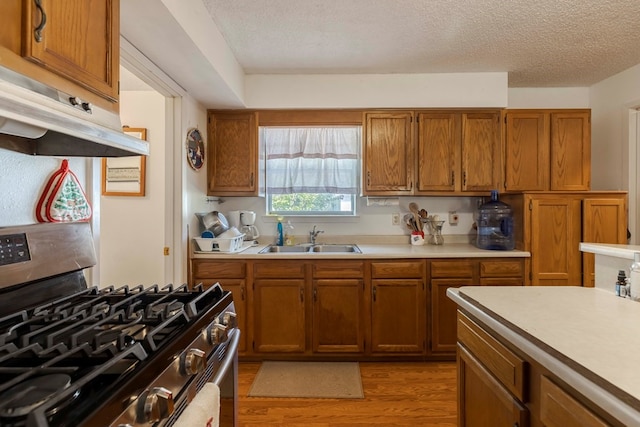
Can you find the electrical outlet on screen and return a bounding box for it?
[449,211,459,225]
[392,213,401,225]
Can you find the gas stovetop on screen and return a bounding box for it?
[0,222,237,427]
[0,283,231,426]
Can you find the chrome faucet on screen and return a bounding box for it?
[309,225,324,245]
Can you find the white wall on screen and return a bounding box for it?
[180,95,208,279]
[245,72,508,108]
[590,63,640,243]
[590,63,640,190]
[99,90,167,287]
[0,151,89,226]
[214,195,479,244]
[508,87,590,109]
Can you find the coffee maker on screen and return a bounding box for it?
[240,210,260,241]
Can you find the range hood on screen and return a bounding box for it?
[0,65,149,157]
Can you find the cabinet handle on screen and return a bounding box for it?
[250,172,254,187]
[451,171,455,186]
[463,171,467,187]
[313,288,317,302]
[33,0,47,43]
[372,286,377,302]
[300,288,304,302]
[240,286,245,301]
[367,171,371,186]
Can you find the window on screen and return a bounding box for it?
[261,126,361,216]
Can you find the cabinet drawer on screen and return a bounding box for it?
[480,278,524,286]
[430,260,474,278]
[540,376,609,427]
[254,261,306,278]
[192,261,246,278]
[480,260,523,277]
[371,261,424,278]
[458,312,526,401]
[313,261,365,278]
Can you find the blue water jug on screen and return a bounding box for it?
[476,190,515,250]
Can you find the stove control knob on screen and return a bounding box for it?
[223,311,237,328]
[138,387,174,424]
[207,323,228,345]
[180,348,206,376]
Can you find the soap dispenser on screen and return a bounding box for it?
[276,217,284,246]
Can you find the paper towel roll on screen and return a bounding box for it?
[173,383,220,427]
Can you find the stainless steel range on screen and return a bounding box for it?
[0,222,239,427]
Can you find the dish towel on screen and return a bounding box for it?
[173,383,220,427]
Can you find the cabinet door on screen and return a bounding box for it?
[220,279,247,354]
[461,112,502,192]
[312,279,365,353]
[550,112,591,191]
[530,197,582,286]
[540,376,610,427]
[371,279,425,353]
[23,0,119,101]
[416,112,460,192]
[363,112,414,195]
[458,344,529,427]
[582,197,627,287]
[208,112,259,196]
[253,279,306,353]
[504,112,550,191]
[430,279,473,354]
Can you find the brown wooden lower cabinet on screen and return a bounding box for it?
[458,344,529,427]
[456,311,623,427]
[252,260,307,353]
[253,278,306,353]
[190,260,248,353]
[540,376,610,427]
[430,259,524,356]
[312,261,366,353]
[190,257,524,360]
[370,260,426,354]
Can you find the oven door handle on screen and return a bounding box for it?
[212,329,240,386]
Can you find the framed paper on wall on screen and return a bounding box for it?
[101,127,147,197]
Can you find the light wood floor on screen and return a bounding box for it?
[237,361,458,427]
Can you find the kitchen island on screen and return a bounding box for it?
[448,286,640,427]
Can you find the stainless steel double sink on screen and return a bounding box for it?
[258,244,361,254]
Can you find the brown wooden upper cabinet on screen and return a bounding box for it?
[207,111,260,196]
[0,0,119,107]
[363,110,502,196]
[363,111,415,194]
[504,110,591,192]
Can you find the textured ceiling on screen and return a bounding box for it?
[201,0,640,87]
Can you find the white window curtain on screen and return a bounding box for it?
[262,126,361,194]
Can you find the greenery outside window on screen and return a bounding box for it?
[262,126,361,216]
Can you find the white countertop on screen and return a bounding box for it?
[191,241,530,259]
[448,286,640,425]
[580,242,640,260]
